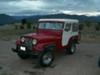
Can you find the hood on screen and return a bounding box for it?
[24,29,59,40]
[24,32,54,40]
[25,30,55,39]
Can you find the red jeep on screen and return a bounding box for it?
[12,19,80,67]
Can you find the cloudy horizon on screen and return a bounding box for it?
[0,0,100,16]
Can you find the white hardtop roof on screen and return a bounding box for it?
[39,19,79,23]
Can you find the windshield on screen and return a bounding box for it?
[39,22,63,30]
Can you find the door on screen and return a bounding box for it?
[62,23,72,46]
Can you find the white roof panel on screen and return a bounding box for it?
[39,19,79,23]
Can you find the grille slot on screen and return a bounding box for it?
[22,38,33,50]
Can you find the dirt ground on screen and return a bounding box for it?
[0,40,100,75]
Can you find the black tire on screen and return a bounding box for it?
[65,43,76,55]
[38,51,54,67]
[17,52,29,59]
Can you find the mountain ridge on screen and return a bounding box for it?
[0,13,100,26]
[0,14,16,25]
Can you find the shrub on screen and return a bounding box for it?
[26,22,32,29]
[95,24,100,31]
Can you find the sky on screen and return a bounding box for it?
[0,0,100,16]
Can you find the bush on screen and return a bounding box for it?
[14,25,18,30]
[26,22,32,29]
[20,25,24,29]
[95,25,100,31]
[21,19,27,25]
[79,24,84,31]
[85,21,91,28]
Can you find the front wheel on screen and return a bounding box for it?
[38,51,54,67]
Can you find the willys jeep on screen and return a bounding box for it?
[12,19,80,67]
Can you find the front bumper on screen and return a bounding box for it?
[12,45,39,58]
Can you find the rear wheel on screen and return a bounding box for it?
[65,43,76,55]
[39,51,54,67]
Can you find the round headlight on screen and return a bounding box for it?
[21,37,25,42]
[32,39,37,45]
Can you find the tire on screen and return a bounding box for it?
[65,43,76,55]
[38,51,54,67]
[17,52,29,59]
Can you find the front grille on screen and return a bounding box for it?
[22,38,33,50]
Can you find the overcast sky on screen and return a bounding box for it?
[0,0,100,16]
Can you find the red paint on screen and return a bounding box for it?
[16,39,21,45]
[31,29,63,52]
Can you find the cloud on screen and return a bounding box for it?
[0,0,100,16]
[0,0,26,1]
[62,10,100,16]
[0,0,44,14]
[41,0,96,11]
[0,0,12,1]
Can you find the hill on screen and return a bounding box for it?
[25,13,100,23]
[0,14,16,25]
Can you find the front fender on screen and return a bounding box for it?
[33,42,55,52]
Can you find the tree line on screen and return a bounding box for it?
[14,19,100,32]
[14,18,37,30]
[79,21,100,31]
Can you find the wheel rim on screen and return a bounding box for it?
[43,52,52,65]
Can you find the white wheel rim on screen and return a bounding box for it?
[43,53,52,64]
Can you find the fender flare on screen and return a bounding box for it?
[67,36,77,47]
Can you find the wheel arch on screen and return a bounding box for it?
[67,36,77,47]
[44,44,56,52]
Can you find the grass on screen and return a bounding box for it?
[80,29,100,43]
[0,25,36,41]
[81,34,100,43]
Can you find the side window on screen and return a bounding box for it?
[72,23,79,32]
[65,23,71,31]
